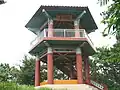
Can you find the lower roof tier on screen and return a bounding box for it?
[29,37,96,56]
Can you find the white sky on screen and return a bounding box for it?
[0,0,116,66]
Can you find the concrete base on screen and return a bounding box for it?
[35,84,99,90]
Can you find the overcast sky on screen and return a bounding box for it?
[0,0,116,66]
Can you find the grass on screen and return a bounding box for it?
[0,82,67,90]
[0,82,35,90]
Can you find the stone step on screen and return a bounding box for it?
[35,84,99,90]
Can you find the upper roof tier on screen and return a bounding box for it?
[25,5,98,34]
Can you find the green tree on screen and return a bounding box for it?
[17,56,35,85]
[0,63,10,81]
[101,0,120,42]
[90,45,120,90]
[0,63,18,82]
[17,55,67,85]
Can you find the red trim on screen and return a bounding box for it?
[29,37,87,53]
[44,37,87,41]
[56,52,70,61]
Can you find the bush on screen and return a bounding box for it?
[0,82,35,90]
[0,82,67,90]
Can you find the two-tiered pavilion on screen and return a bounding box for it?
[25,5,108,90]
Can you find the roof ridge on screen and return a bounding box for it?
[41,5,88,8]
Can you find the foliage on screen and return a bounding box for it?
[17,55,67,85]
[96,1,120,88]
[0,55,67,85]
[0,82,35,90]
[90,44,120,90]
[101,0,120,41]
[93,43,120,62]
[17,56,35,85]
[0,63,19,82]
[0,82,67,90]
[17,56,48,85]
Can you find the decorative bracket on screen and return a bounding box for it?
[74,10,86,25]
[42,9,53,23]
[75,10,86,22]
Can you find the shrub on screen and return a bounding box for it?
[0,82,67,90]
[0,82,35,90]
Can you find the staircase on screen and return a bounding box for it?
[53,57,108,90]
[90,80,108,90]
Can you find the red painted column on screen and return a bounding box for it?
[35,57,40,86]
[84,56,90,84]
[76,47,83,84]
[74,20,80,37]
[47,47,53,84]
[48,19,53,37]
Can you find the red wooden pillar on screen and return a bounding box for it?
[84,56,90,84]
[48,19,53,37]
[74,20,80,37]
[35,57,40,86]
[47,47,54,84]
[76,47,83,84]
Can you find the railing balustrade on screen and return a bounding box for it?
[90,80,104,90]
[30,29,95,50]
